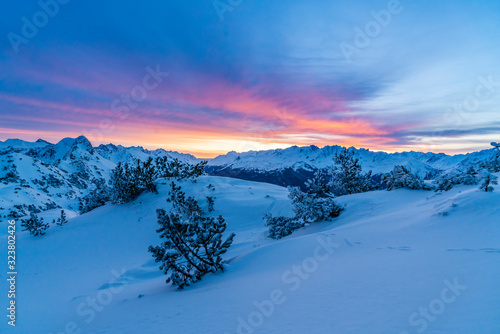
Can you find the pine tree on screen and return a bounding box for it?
[462,166,479,185]
[434,166,479,192]
[289,186,343,224]
[382,165,431,191]
[21,212,49,236]
[264,214,304,240]
[156,157,207,180]
[265,186,343,239]
[149,183,235,289]
[305,169,330,198]
[329,148,375,195]
[80,178,110,213]
[56,210,68,227]
[138,157,158,193]
[169,158,184,178]
[479,171,498,192]
[207,196,215,212]
[481,142,500,172]
[109,162,141,203]
[155,156,170,178]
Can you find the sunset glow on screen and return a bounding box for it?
[1,1,500,156]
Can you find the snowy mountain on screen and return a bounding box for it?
[1,176,498,333]
[0,136,197,219]
[207,145,496,187]
[0,137,496,219]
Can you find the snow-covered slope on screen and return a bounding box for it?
[1,176,498,333]
[0,137,496,219]
[0,137,197,219]
[208,145,494,176]
[206,145,496,190]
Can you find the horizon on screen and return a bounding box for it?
[2,1,500,157]
[1,134,496,159]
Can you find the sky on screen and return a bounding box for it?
[1,0,500,157]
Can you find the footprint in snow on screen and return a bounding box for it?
[446,248,500,253]
[383,246,412,251]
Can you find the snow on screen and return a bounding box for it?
[2,136,497,220]
[1,176,499,333]
[0,139,50,151]
[207,145,495,175]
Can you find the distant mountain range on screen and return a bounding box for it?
[0,136,496,219]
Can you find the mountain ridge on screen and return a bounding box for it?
[1,136,496,220]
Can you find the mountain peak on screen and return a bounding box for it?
[36,138,52,144]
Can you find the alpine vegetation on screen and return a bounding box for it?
[155,157,207,181]
[480,142,500,173]
[21,212,50,236]
[79,178,111,213]
[329,147,376,195]
[479,171,498,192]
[109,158,159,204]
[265,186,343,240]
[304,169,331,198]
[55,210,68,227]
[78,157,207,213]
[382,165,432,191]
[433,167,479,192]
[206,196,215,212]
[148,183,235,289]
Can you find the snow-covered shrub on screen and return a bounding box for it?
[166,182,201,217]
[329,148,375,195]
[109,158,159,204]
[479,171,498,192]
[264,214,305,240]
[137,157,158,193]
[79,178,110,213]
[289,186,343,224]
[265,187,343,239]
[206,196,215,212]
[156,157,207,180]
[149,183,235,289]
[480,142,500,173]
[305,169,330,198]
[21,212,49,236]
[109,162,141,203]
[434,167,479,192]
[56,210,68,227]
[382,165,432,191]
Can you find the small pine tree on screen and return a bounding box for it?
[479,171,498,192]
[481,142,500,173]
[80,178,110,213]
[21,212,49,236]
[305,170,330,198]
[166,182,201,217]
[138,157,158,193]
[264,187,343,239]
[156,157,207,180]
[167,158,185,178]
[56,210,68,227]
[462,166,479,185]
[155,156,170,177]
[289,186,343,224]
[382,165,431,191]
[109,162,141,203]
[329,148,374,195]
[434,166,479,192]
[207,196,215,212]
[149,183,235,289]
[264,214,304,240]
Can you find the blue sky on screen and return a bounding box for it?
[1,0,499,156]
